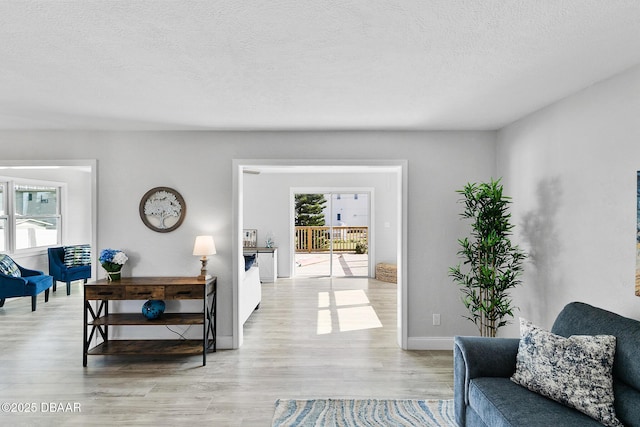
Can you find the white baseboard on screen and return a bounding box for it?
[218,336,453,351]
[407,336,454,350]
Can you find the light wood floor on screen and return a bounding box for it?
[0,277,453,426]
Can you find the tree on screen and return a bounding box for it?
[449,178,527,337]
[295,194,327,226]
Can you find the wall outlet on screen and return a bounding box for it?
[433,313,441,326]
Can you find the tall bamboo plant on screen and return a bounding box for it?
[449,178,526,337]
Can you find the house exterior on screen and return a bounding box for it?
[324,193,369,227]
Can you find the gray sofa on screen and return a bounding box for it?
[454,302,640,426]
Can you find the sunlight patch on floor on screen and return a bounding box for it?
[337,306,382,332]
[316,289,382,335]
[334,290,370,306]
[317,309,332,335]
[318,292,330,308]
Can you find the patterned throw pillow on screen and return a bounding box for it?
[0,254,21,277]
[511,318,621,427]
[63,245,92,267]
[244,254,256,271]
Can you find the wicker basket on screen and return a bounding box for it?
[375,263,397,283]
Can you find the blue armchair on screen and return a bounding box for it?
[48,246,92,295]
[0,254,53,311]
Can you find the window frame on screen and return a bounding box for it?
[0,177,64,254]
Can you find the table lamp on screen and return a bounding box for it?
[193,235,216,280]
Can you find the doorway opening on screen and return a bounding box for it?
[294,191,370,278]
[233,160,407,350]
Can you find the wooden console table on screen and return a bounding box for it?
[83,276,216,366]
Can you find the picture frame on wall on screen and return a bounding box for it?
[243,229,257,248]
[139,187,186,233]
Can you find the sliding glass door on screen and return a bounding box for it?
[294,192,369,277]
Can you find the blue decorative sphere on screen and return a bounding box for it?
[142,300,166,320]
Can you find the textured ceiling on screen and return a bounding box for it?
[1,1,640,131]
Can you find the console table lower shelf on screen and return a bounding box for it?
[87,340,206,356]
[84,276,216,366]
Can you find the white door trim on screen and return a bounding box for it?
[232,159,408,350]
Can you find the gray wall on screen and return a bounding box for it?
[0,131,494,348]
[497,64,640,335]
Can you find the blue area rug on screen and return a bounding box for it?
[271,398,458,427]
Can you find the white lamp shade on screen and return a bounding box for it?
[193,235,217,256]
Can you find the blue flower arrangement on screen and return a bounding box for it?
[99,248,128,280]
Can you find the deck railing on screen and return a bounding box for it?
[295,226,368,253]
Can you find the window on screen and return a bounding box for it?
[337,213,341,221]
[14,184,60,250]
[0,180,62,253]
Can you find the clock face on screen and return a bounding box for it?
[139,187,186,233]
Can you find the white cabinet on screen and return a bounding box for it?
[257,248,277,283]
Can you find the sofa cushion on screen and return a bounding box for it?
[469,377,604,427]
[63,245,91,267]
[0,254,21,277]
[511,318,621,427]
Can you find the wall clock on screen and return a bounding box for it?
[139,187,186,233]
